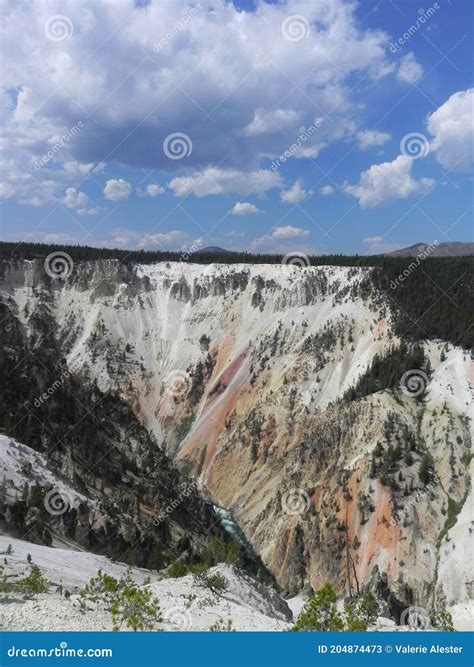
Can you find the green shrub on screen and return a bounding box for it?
[82,570,122,599]
[344,592,380,631]
[167,561,188,578]
[111,584,162,632]
[15,565,49,598]
[205,573,228,595]
[432,608,454,632]
[292,584,380,632]
[292,583,344,631]
[201,536,239,566]
[80,569,162,632]
[194,571,229,597]
[0,567,10,599]
[209,618,235,632]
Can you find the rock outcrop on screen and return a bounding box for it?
[0,258,472,618]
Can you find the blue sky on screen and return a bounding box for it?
[1,0,472,255]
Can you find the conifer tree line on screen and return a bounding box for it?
[1,241,472,350]
[343,342,429,402]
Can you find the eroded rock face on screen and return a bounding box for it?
[1,259,472,612]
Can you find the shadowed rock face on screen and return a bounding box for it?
[1,259,472,613]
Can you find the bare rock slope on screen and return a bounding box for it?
[0,259,472,622]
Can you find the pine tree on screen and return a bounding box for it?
[419,453,433,486]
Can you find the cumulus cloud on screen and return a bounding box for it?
[77,207,102,216]
[248,234,318,255]
[426,88,474,171]
[0,0,395,207]
[168,168,282,197]
[363,236,382,244]
[231,202,263,215]
[272,226,310,239]
[105,227,189,249]
[357,130,391,150]
[280,181,309,204]
[143,184,166,197]
[345,155,435,208]
[244,109,301,136]
[103,179,132,201]
[397,53,423,84]
[320,185,335,196]
[362,236,398,254]
[62,187,88,209]
[63,161,94,177]
[139,230,189,249]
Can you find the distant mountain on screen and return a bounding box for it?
[387,242,474,257]
[195,246,235,255]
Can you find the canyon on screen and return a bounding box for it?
[0,258,472,627]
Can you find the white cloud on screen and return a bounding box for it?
[272,225,310,239]
[77,207,102,216]
[363,236,382,244]
[345,155,434,208]
[248,235,318,255]
[144,184,166,197]
[426,88,474,171]
[231,202,263,215]
[397,53,423,84]
[0,158,96,208]
[320,185,334,196]
[244,109,301,136]
[226,229,245,238]
[0,0,395,207]
[0,182,15,200]
[63,161,94,177]
[139,230,189,249]
[62,187,88,209]
[169,168,282,197]
[280,180,309,204]
[362,236,398,254]
[104,228,189,249]
[357,130,391,150]
[103,179,132,201]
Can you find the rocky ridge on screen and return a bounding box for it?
[0,258,472,625]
